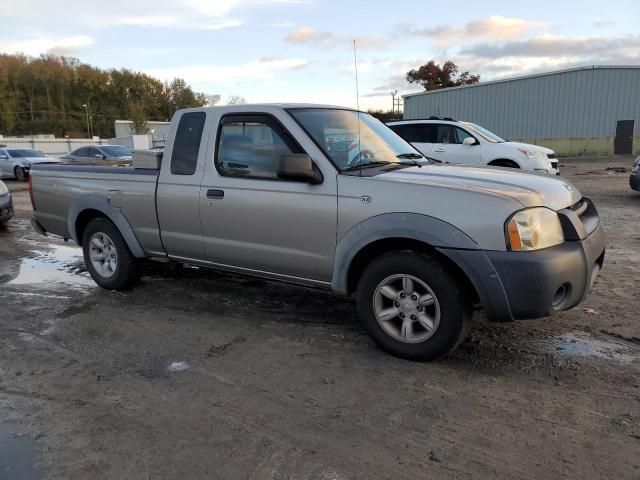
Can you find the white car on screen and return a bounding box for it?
[388,118,559,175]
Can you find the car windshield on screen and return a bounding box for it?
[461,122,505,143]
[289,109,424,171]
[100,146,131,157]
[8,149,46,158]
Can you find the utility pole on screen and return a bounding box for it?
[390,90,397,116]
[82,104,91,139]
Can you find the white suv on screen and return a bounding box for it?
[388,118,559,175]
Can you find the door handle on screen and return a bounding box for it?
[434,149,445,153]
[206,189,224,199]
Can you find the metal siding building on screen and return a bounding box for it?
[403,66,640,156]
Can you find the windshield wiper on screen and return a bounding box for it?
[396,153,423,159]
[396,153,426,167]
[342,160,394,172]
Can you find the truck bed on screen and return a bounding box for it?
[31,165,164,256]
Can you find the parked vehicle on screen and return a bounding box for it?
[0,179,14,227]
[0,148,59,181]
[630,156,640,192]
[388,118,559,175]
[60,145,132,165]
[30,105,605,361]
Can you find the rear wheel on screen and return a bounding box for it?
[14,167,27,182]
[82,217,140,290]
[356,251,471,361]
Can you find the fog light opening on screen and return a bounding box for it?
[552,283,571,310]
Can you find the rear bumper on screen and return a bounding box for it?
[630,172,640,191]
[440,203,605,322]
[0,194,13,222]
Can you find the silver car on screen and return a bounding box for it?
[0,147,59,181]
[60,145,132,165]
[0,179,14,227]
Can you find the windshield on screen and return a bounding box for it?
[289,109,423,171]
[8,149,46,158]
[100,146,131,157]
[462,122,505,143]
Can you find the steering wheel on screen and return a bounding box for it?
[347,149,375,168]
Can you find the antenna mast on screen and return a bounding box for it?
[353,39,363,176]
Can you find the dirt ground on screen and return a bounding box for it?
[1,158,639,480]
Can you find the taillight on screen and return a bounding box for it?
[28,174,35,210]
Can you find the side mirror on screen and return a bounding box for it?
[463,137,477,146]
[278,154,323,184]
[95,153,106,160]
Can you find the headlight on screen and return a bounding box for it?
[519,148,546,160]
[506,207,564,251]
[0,182,8,196]
[633,157,640,172]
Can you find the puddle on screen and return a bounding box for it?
[0,424,44,480]
[168,361,190,372]
[541,332,639,364]
[3,245,95,289]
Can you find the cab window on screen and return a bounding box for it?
[170,112,206,175]
[215,116,302,180]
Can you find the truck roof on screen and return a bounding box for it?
[182,103,358,113]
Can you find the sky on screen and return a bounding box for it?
[0,0,639,110]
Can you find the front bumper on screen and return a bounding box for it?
[440,198,605,321]
[0,193,14,222]
[630,171,640,191]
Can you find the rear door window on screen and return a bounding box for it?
[171,112,206,175]
[390,124,436,143]
[75,147,90,157]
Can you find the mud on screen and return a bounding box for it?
[0,158,639,479]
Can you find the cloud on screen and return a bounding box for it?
[285,26,391,49]
[460,33,640,59]
[145,57,309,86]
[0,35,93,56]
[396,16,547,46]
[0,0,303,31]
[592,17,615,28]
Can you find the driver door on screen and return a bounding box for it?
[199,113,337,283]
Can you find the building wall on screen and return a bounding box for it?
[403,67,640,156]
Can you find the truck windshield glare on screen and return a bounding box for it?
[289,109,422,171]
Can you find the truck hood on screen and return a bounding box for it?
[502,141,554,155]
[378,164,581,210]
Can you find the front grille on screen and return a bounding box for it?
[551,161,558,169]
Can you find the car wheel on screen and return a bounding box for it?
[14,167,27,182]
[489,159,520,169]
[356,251,471,361]
[82,217,140,290]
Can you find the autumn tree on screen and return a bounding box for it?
[0,53,215,137]
[406,61,480,91]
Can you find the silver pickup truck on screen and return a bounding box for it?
[30,104,605,360]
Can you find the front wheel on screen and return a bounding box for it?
[356,251,470,361]
[14,167,28,182]
[82,218,140,290]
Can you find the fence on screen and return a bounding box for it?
[0,135,157,155]
[0,137,107,156]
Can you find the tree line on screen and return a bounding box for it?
[0,54,214,138]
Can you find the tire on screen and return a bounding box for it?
[14,167,27,182]
[489,159,520,169]
[82,217,140,290]
[356,251,471,361]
